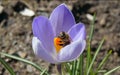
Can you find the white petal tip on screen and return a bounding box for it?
[86,14,94,21]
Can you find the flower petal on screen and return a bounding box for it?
[32,37,57,63]
[49,4,75,35]
[57,40,86,62]
[68,23,86,41]
[32,16,54,53]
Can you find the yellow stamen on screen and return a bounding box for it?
[54,37,64,53]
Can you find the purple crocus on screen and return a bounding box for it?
[32,4,86,63]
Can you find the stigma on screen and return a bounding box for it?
[54,32,71,53]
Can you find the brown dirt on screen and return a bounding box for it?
[0,0,120,75]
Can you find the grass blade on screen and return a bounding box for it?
[65,63,71,74]
[86,42,92,75]
[98,70,107,73]
[104,66,120,75]
[87,38,105,75]
[0,57,15,75]
[0,52,49,75]
[40,69,47,75]
[97,50,112,71]
[76,54,83,75]
[73,60,77,75]
[71,60,77,75]
[88,13,96,42]
[86,13,96,75]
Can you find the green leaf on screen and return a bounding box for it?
[87,38,105,75]
[0,57,15,75]
[0,52,49,75]
[104,66,120,75]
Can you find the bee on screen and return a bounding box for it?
[54,31,71,52]
[57,31,71,47]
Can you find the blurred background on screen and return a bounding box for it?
[0,0,120,75]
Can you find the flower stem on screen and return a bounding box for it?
[57,64,62,75]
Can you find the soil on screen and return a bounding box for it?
[0,0,120,75]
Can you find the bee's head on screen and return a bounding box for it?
[58,31,68,39]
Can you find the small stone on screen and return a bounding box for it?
[67,5,73,10]
[8,49,16,54]
[0,5,3,13]
[100,18,105,26]
[18,51,27,58]
[27,65,33,72]
[20,8,35,17]
[99,14,107,26]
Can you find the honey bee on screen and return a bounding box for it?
[54,31,71,52]
[57,31,71,47]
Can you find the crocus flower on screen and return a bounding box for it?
[32,4,86,63]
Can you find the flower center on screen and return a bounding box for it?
[54,31,71,53]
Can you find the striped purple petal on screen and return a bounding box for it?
[49,4,75,36]
[57,40,86,62]
[32,16,55,53]
[68,23,86,41]
[32,37,57,63]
